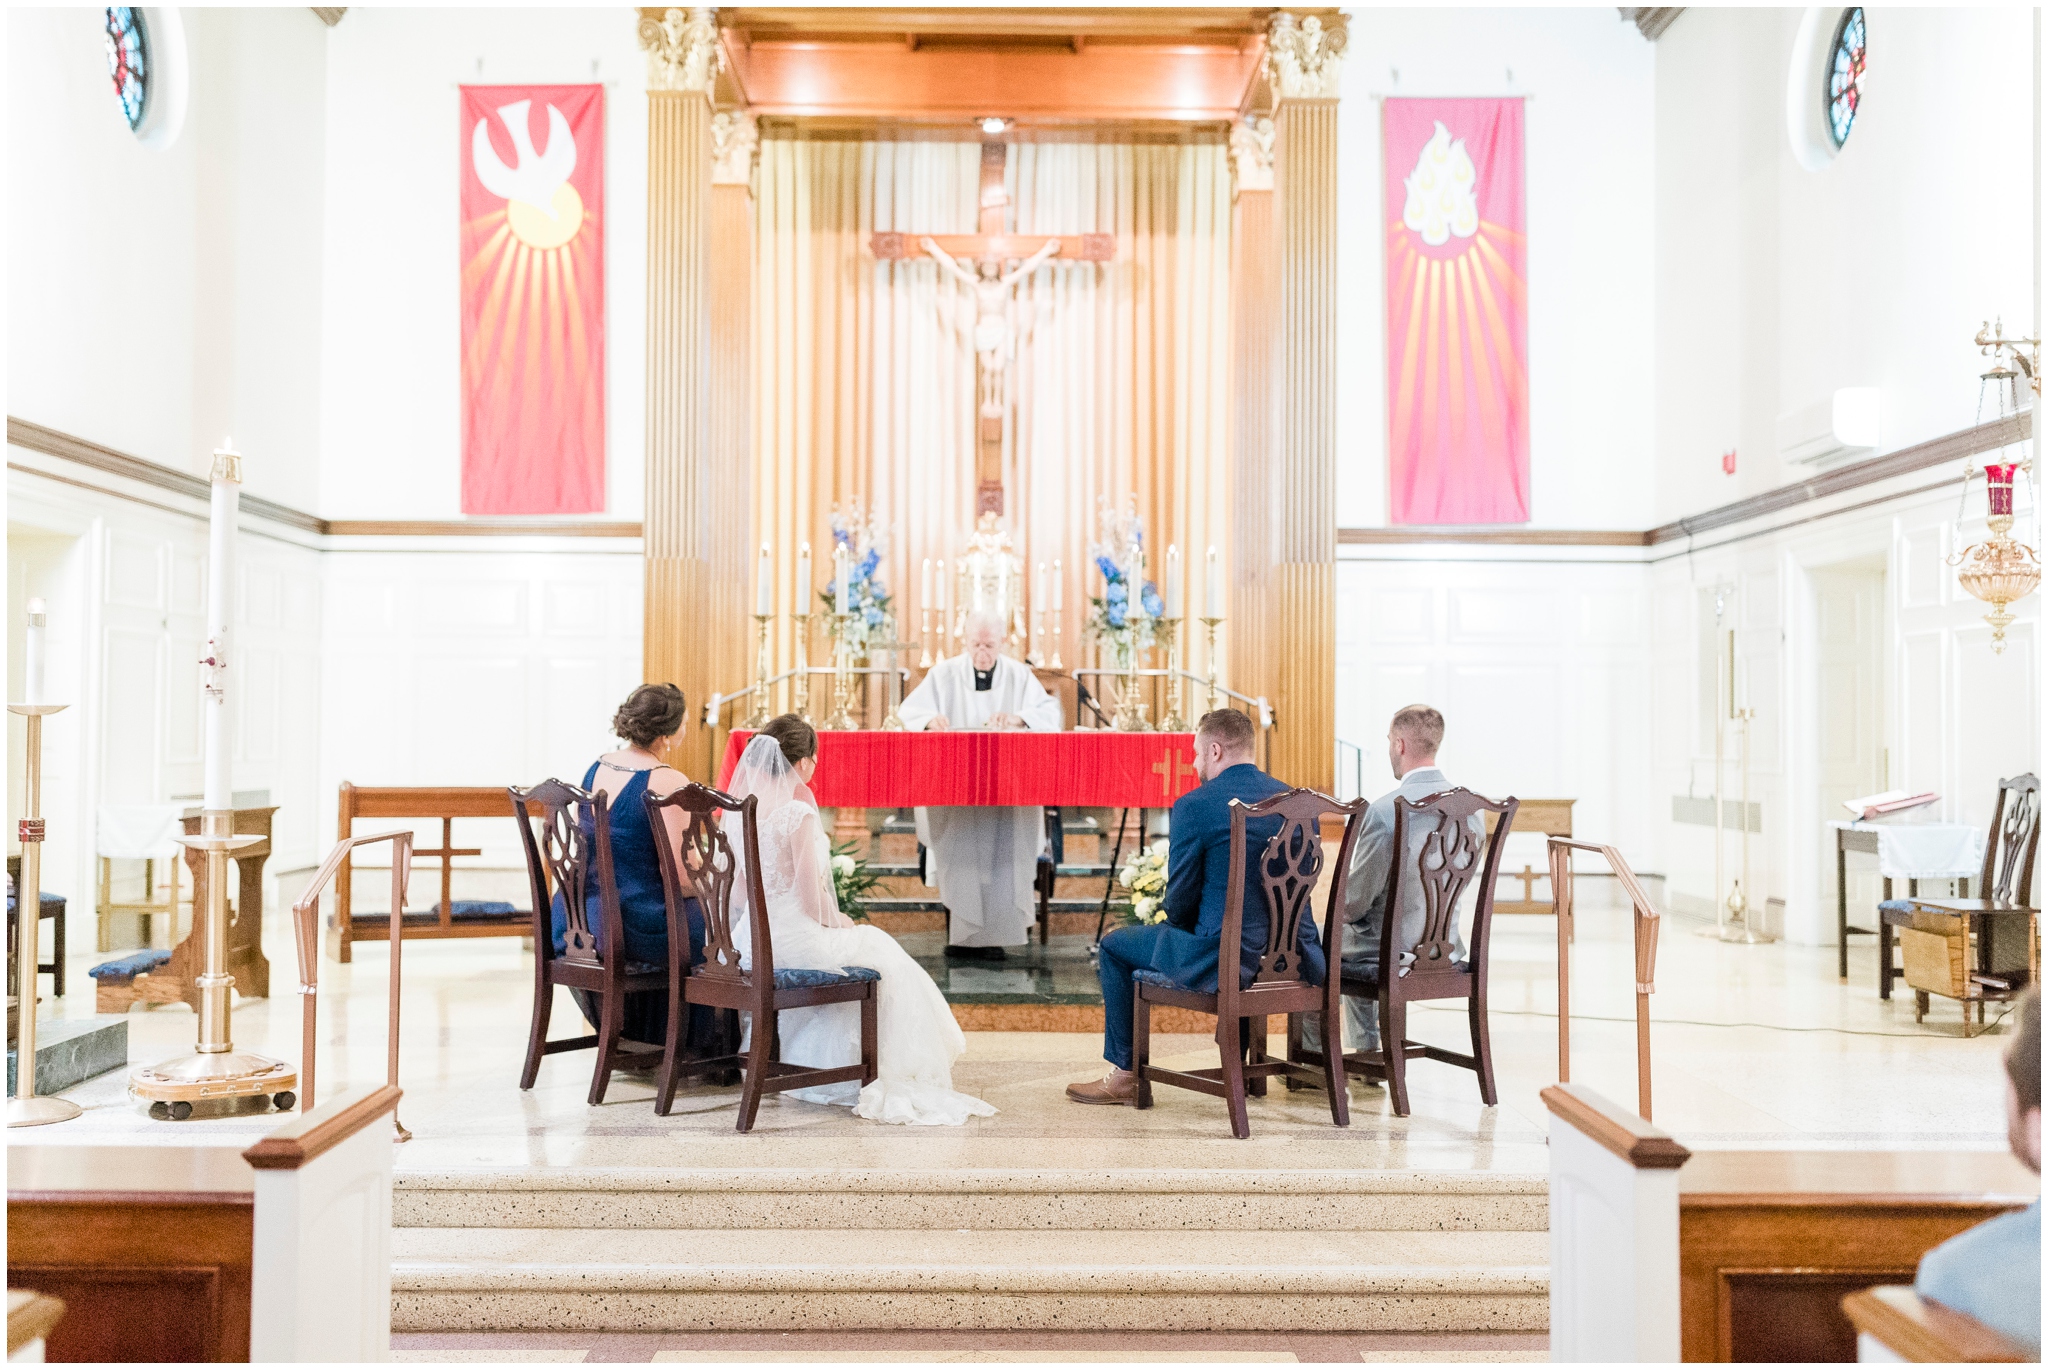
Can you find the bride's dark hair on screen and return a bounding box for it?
[758,714,817,766]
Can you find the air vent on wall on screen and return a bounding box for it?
[1776,388,1881,466]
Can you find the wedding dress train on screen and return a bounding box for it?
[727,738,996,1127]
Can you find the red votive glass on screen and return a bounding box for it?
[1986,463,2018,517]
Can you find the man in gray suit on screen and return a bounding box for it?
[1330,704,1484,1051]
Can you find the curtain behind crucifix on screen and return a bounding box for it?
[752,134,1234,692]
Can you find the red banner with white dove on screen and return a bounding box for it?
[1383,98,1528,525]
[459,84,605,515]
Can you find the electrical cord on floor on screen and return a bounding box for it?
[1408,1001,2017,1040]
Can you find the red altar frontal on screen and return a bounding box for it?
[718,730,1201,809]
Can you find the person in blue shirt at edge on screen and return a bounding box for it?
[1066,706,1326,1105]
[1914,986,2041,1356]
[549,683,722,1056]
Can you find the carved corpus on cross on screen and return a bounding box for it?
[871,137,1116,517]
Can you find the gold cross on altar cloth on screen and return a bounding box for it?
[870,138,1115,519]
[1152,751,1198,802]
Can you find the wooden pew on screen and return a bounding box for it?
[1487,798,1574,913]
[1843,1285,2030,1362]
[334,784,534,963]
[6,1085,399,1363]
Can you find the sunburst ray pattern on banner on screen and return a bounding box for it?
[460,84,605,515]
[1383,98,1527,525]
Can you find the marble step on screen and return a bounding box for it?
[392,1167,1548,1233]
[389,1225,1548,1332]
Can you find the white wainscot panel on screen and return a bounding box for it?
[1743,570,1781,632]
[105,534,165,610]
[1899,630,1946,799]
[328,580,395,632]
[541,658,617,781]
[1445,663,1562,796]
[1577,590,1643,645]
[1738,650,1781,767]
[543,582,613,638]
[1367,588,1435,645]
[327,657,416,785]
[1952,622,2036,832]
[241,649,281,764]
[417,655,526,782]
[244,565,284,629]
[171,549,204,614]
[1449,589,1556,642]
[283,570,319,629]
[100,628,163,797]
[1651,583,1692,647]
[412,580,528,635]
[1899,525,1946,609]
[166,637,203,765]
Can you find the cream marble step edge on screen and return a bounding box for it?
[391,1166,1548,1195]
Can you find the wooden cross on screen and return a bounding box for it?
[871,138,1114,518]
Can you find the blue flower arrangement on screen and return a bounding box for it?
[819,507,895,661]
[1086,499,1162,665]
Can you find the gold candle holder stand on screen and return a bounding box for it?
[741,613,773,730]
[792,612,814,723]
[1201,616,1224,714]
[129,811,296,1119]
[919,604,934,669]
[1158,617,1188,731]
[9,702,81,1128]
[824,612,860,730]
[1111,642,1153,732]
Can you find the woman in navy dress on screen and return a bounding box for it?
[551,683,720,1051]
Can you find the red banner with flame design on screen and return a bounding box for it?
[459,84,605,515]
[1384,98,1528,525]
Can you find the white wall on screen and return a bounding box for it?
[7,6,329,512]
[317,7,647,521]
[1334,8,1658,530]
[1653,6,2036,524]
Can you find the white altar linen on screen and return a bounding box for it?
[1828,820,1985,880]
[897,655,1063,946]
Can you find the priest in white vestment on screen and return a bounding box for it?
[897,611,1063,958]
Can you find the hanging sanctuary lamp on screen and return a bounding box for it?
[1951,321,2040,653]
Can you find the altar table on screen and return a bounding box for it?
[718,730,1201,810]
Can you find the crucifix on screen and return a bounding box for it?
[872,138,1114,517]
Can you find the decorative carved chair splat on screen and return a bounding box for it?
[1399,790,1494,971]
[653,789,750,984]
[1249,796,1331,986]
[1990,775,2040,906]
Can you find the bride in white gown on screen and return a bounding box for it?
[725,722,996,1127]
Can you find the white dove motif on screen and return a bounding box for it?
[472,99,577,220]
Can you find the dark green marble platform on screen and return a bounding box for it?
[899,931,1113,1006]
[8,1015,128,1095]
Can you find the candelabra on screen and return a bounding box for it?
[1201,615,1224,714]
[741,613,773,730]
[1111,643,1152,732]
[824,612,860,730]
[881,638,912,731]
[9,698,79,1127]
[792,612,814,722]
[1158,617,1187,731]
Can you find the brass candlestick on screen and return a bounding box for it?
[881,638,914,732]
[741,612,773,729]
[1111,640,1152,732]
[824,612,860,730]
[1201,616,1223,714]
[792,612,814,723]
[9,701,80,1128]
[1050,606,1063,670]
[1158,617,1187,731]
[919,603,934,669]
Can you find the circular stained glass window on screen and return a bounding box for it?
[1826,7,1866,149]
[104,7,149,131]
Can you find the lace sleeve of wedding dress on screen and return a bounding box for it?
[761,802,852,928]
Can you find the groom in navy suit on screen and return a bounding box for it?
[1067,707,1327,1105]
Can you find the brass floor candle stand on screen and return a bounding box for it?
[792,612,814,722]
[1158,617,1187,731]
[1201,616,1224,714]
[741,612,773,729]
[825,613,859,730]
[9,701,80,1128]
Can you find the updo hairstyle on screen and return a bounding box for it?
[758,713,818,766]
[613,683,687,749]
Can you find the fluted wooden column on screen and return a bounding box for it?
[639,7,720,764]
[704,111,756,775]
[1264,12,1344,791]
[1229,120,1276,738]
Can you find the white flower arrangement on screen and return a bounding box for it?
[1118,838,1170,925]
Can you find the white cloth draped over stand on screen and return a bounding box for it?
[1829,820,1986,879]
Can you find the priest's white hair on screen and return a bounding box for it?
[963,609,1007,641]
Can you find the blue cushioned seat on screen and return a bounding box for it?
[431,900,520,921]
[1132,966,1192,991]
[88,948,172,982]
[771,965,881,989]
[1877,899,1920,915]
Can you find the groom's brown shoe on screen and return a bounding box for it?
[1065,1069,1137,1105]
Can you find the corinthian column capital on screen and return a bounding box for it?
[1230,116,1275,194]
[711,109,758,186]
[1265,11,1349,100]
[639,6,721,93]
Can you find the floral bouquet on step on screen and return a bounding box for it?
[1118,838,1170,925]
[829,838,879,922]
[1085,498,1164,667]
[819,504,895,662]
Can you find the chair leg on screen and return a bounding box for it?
[1878,920,1894,1000]
[589,988,625,1107]
[655,985,684,1117]
[1244,1016,1268,1097]
[1133,995,1155,1108]
[1469,990,1498,1107]
[860,989,879,1086]
[1914,990,1927,1024]
[736,1008,773,1133]
[1320,1006,1349,1128]
[520,972,553,1090]
[1382,996,1410,1119]
[1218,1013,1250,1139]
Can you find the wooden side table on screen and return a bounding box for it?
[1835,825,1968,981]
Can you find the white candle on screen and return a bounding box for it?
[1206,545,1223,619]
[940,559,952,643]
[23,598,45,706]
[202,440,241,813]
[756,544,772,616]
[1034,562,1047,615]
[835,544,851,616]
[795,542,811,615]
[1053,559,1062,611]
[1165,545,1182,619]
[921,557,933,610]
[1125,550,1141,611]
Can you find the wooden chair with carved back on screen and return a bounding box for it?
[1301,788,1517,1118]
[645,782,879,1132]
[1133,788,1367,1139]
[510,779,667,1106]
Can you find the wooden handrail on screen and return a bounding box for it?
[1548,837,1663,1119]
[1541,1083,1691,1169]
[241,1085,403,1171]
[292,831,413,1140]
[1842,1285,2030,1362]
